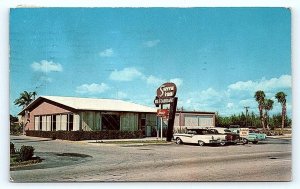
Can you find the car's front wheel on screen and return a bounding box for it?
[198,140,205,146]
[220,141,226,146]
[176,137,182,145]
[242,138,248,145]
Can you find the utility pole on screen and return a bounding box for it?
[244,106,249,127]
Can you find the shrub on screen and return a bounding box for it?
[10,142,15,154]
[10,123,23,135]
[19,145,35,161]
[26,130,145,141]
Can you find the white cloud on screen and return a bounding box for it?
[146,75,164,86]
[109,67,143,81]
[76,83,109,94]
[227,103,234,109]
[99,48,114,57]
[239,98,256,106]
[146,76,183,87]
[228,75,291,92]
[170,78,183,87]
[144,39,160,47]
[177,75,292,116]
[115,91,128,99]
[31,60,63,73]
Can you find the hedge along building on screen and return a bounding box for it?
[18,96,157,136]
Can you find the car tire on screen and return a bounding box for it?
[176,137,182,145]
[220,141,226,146]
[252,141,258,144]
[242,138,248,145]
[198,141,205,146]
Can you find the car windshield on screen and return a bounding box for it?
[208,129,219,134]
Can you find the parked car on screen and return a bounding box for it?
[173,128,227,146]
[209,128,240,145]
[230,128,259,144]
[249,129,267,141]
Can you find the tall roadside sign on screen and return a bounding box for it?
[154,82,178,141]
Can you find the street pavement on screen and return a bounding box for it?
[10,135,292,182]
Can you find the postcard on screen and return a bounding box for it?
[9,8,292,182]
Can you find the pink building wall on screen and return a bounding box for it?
[25,101,71,130]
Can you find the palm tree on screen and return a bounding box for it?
[32,91,37,100]
[14,91,36,109]
[254,90,266,132]
[275,92,287,132]
[264,99,274,130]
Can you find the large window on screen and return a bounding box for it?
[34,114,74,131]
[102,114,120,130]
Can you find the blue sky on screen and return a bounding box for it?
[10,8,291,116]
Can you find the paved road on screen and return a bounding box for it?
[10,136,292,182]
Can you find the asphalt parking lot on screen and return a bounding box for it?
[10,135,292,182]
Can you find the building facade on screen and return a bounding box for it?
[18,96,157,136]
[18,96,216,137]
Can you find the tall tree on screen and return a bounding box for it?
[264,99,274,130]
[32,91,37,100]
[275,92,287,132]
[14,91,37,109]
[254,90,266,132]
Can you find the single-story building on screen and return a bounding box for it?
[18,96,216,137]
[18,96,157,136]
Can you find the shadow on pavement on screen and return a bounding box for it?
[10,152,92,171]
[11,139,54,143]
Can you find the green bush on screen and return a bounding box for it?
[10,142,15,154]
[26,130,145,141]
[19,145,35,161]
[10,123,23,135]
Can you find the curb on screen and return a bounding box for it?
[86,141,173,147]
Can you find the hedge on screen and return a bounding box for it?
[25,130,144,141]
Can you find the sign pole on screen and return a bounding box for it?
[160,117,163,140]
[166,97,178,141]
[156,117,159,139]
[160,104,163,140]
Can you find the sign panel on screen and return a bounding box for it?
[157,109,169,118]
[239,128,249,138]
[154,97,174,105]
[156,82,177,99]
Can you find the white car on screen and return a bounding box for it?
[173,128,227,146]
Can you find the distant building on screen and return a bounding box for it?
[173,110,216,132]
[18,96,157,136]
